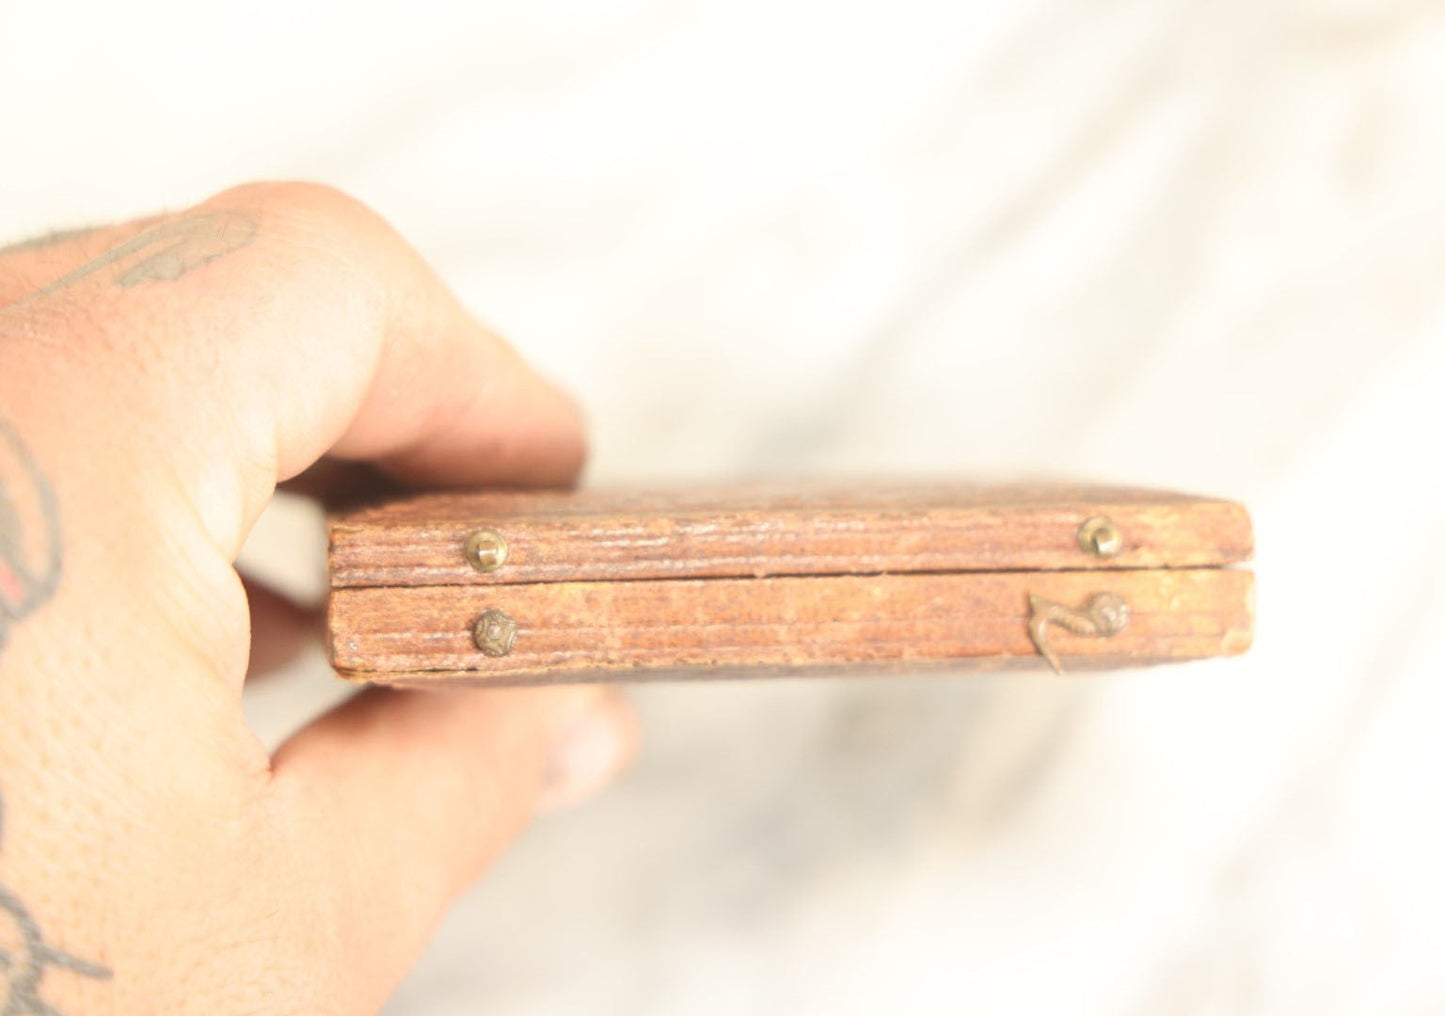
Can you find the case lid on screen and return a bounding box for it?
[329,482,1252,589]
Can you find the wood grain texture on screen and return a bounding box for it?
[330,483,1253,588]
[330,568,1254,686]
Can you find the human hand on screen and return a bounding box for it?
[0,183,638,1014]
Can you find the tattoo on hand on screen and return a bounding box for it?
[0,794,111,1014]
[0,229,100,258]
[26,209,257,300]
[0,419,62,658]
[0,427,103,1012]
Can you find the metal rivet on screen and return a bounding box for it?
[464,529,509,572]
[1077,516,1123,557]
[473,609,518,657]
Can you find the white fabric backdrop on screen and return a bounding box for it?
[4,1,1444,1012]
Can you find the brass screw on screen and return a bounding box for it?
[1085,591,1131,635]
[473,609,518,657]
[464,529,509,572]
[1077,516,1123,557]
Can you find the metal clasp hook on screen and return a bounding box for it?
[1027,592,1130,673]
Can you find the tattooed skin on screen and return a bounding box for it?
[0,229,99,258]
[25,209,257,300]
[0,209,259,1002]
[0,420,62,656]
[0,796,110,1015]
[0,422,105,1011]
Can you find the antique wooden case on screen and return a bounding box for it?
[327,483,1254,687]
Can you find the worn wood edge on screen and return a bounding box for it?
[329,568,1254,687]
[330,492,1253,588]
[362,656,1203,690]
[332,482,1230,524]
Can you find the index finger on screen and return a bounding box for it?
[1,182,585,559]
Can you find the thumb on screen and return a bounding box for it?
[268,684,637,1009]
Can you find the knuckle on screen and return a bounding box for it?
[212,181,401,264]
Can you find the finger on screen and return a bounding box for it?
[276,458,406,512]
[242,575,323,680]
[0,217,163,307]
[269,684,637,1008]
[4,182,586,568]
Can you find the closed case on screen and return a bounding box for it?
[327,483,1254,687]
